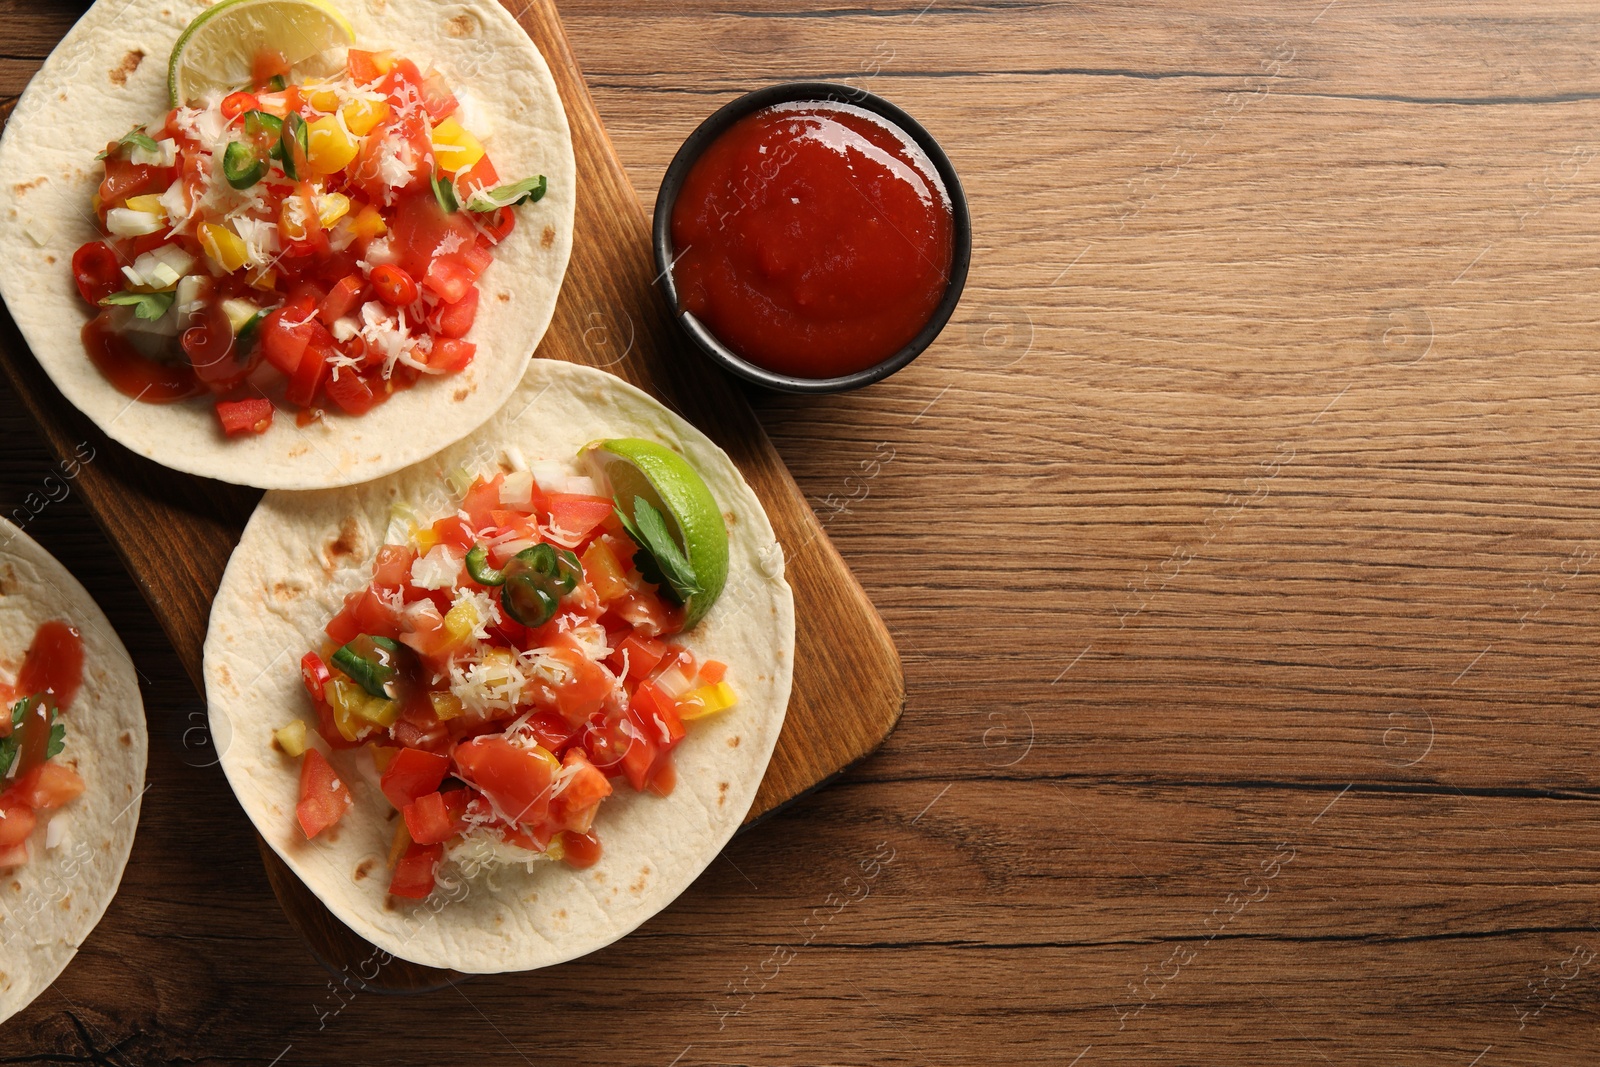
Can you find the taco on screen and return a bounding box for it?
[204,359,794,972]
[0,0,575,489]
[0,518,147,1025]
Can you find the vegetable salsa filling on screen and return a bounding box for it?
[289,461,738,900]
[71,48,548,438]
[0,621,87,870]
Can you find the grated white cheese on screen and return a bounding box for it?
[449,651,526,717]
[449,587,501,639]
[410,545,464,590]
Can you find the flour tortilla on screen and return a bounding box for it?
[204,359,795,972]
[0,0,575,489]
[0,518,147,1025]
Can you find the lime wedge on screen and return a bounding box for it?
[168,0,355,107]
[582,439,729,630]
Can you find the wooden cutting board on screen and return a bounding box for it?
[0,0,902,990]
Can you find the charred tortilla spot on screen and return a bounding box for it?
[718,781,728,805]
[446,13,478,36]
[288,444,309,459]
[496,292,509,302]
[541,226,555,248]
[630,867,650,894]
[109,49,145,87]
[453,388,470,402]
[323,515,363,569]
[727,736,741,748]
[354,859,374,881]
[12,177,44,195]
[120,732,132,747]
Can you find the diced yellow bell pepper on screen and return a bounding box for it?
[248,267,278,291]
[443,599,483,646]
[199,223,248,272]
[274,719,309,758]
[677,682,738,722]
[306,115,358,176]
[305,84,342,113]
[323,678,371,742]
[124,194,167,217]
[429,691,464,721]
[349,203,388,240]
[412,525,439,552]
[430,117,484,175]
[342,98,390,136]
[354,694,399,727]
[544,833,568,864]
[370,745,398,773]
[315,191,351,228]
[280,193,316,242]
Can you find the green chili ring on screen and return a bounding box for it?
[280,112,310,180]
[464,544,504,586]
[223,141,268,189]
[496,544,584,627]
[331,635,401,699]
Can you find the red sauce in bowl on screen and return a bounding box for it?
[669,100,954,380]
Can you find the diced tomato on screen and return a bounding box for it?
[389,840,441,899]
[456,156,499,195]
[351,111,433,203]
[296,749,352,839]
[431,514,478,552]
[215,397,274,436]
[98,155,171,211]
[581,540,632,603]
[260,300,319,376]
[425,286,479,338]
[585,713,654,791]
[546,494,615,544]
[461,474,504,531]
[699,660,728,685]
[347,49,387,84]
[320,274,365,326]
[391,718,449,752]
[634,680,687,748]
[549,750,611,830]
[391,192,476,276]
[0,799,36,847]
[526,710,578,754]
[0,843,27,869]
[428,338,476,373]
[422,256,473,304]
[379,747,450,810]
[221,91,259,121]
[548,641,616,723]
[614,633,668,680]
[403,789,469,845]
[285,340,330,408]
[358,589,405,639]
[454,736,555,824]
[324,368,382,415]
[10,763,85,811]
[418,69,459,121]
[611,587,683,638]
[371,264,420,306]
[71,241,124,305]
[372,544,418,590]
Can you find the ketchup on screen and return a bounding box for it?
[16,621,85,712]
[82,313,203,402]
[4,622,83,778]
[670,100,954,379]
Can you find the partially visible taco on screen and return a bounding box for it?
[0,519,147,1025]
[205,359,795,972]
[0,0,575,488]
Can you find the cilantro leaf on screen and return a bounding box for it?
[465,175,547,212]
[432,170,460,214]
[97,126,160,162]
[0,696,65,777]
[618,496,701,606]
[100,290,176,321]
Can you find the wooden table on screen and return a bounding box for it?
[6,0,1600,1062]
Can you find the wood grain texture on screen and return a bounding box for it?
[7,0,1600,1062]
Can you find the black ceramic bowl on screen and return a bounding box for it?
[652,81,972,394]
